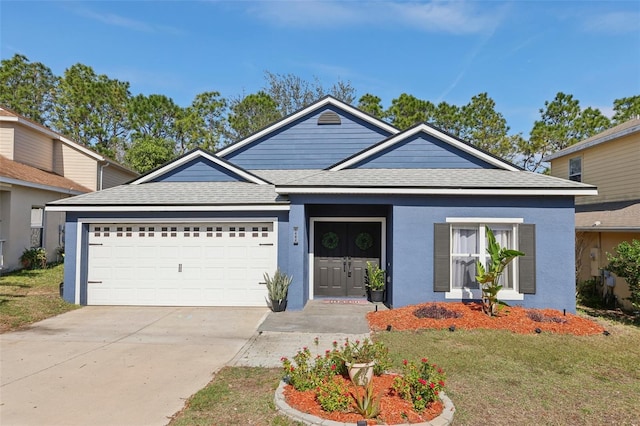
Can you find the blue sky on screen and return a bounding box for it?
[2,1,639,136]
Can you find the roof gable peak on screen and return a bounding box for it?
[216,96,399,158]
[131,148,270,185]
[328,122,519,171]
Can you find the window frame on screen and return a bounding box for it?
[30,206,45,248]
[569,157,582,182]
[444,218,524,301]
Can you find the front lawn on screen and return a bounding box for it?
[0,264,79,332]
[170,316,640,425]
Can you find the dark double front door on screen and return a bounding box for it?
[314,221,382,297]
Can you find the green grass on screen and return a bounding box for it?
[0,264,80,332]
[171,316,640,426]
[378,322,640,425]
[168,367,300,426]
[3,265,636,424]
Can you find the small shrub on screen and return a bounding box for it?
[281,339,392,392]
[281,346,341,391]
[20,247,47,270]
[606,240,640,311]
[576,278,602,308]
[393,358,446,412]
[526,310,567,324]
[316,377,351,412]
[414,304,462,320]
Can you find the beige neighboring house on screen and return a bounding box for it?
[544,117,640,311]
[0,107,138,271]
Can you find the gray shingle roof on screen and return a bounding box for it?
[252,169,325,184]
[48,168,595,208]
[48,181,287,206]
[273,169,595,189]
[576,200,640,230]
[543,118,640,161]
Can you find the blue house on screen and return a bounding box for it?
[48,97,596,313]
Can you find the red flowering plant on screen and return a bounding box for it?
[316,376,352,412]
[392,358,446,411]
[281,343,342,391]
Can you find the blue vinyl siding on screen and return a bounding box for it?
[151,157,246,182]
[353,133,496,169]
[222,106,393,169]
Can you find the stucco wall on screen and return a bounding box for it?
[1,186,67,271]
[286,194,577,313]
[389,196,576,313]
[61,195,577,313]
[576,230,639,311]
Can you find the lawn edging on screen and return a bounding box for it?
[274,380,455,426]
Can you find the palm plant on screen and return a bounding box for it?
[475,226,524,316]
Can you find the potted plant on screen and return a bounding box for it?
[365,261,385,303]
[264,269,293,312]
[339,338,387,385]
[20,247,47,270]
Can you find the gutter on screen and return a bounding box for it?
[99,162,110,190]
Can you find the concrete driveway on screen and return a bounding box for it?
[0,306,268,426]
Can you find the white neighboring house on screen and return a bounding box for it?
[0,107,138,271]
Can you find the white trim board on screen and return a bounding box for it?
[446,217,524,223]
[0,176,87,195]
[78,217,279,224]
[277,187,598,196]
[308,216,387,301]
[46,204,290,212]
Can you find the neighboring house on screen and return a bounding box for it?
[544,118,640,311]
[48,97,596,312]
[0,107,138,271]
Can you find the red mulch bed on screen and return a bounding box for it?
[283,374,443,425]
[367,302,605,336]
[283,302,604,424]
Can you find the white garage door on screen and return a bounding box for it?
[87,222,277,306]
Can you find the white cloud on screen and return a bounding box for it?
[67,5,184,35]
[247,1,504,35]
[582,11,640,34]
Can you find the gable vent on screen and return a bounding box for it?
[318,111,341,125]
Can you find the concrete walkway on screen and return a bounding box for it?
[232,299,383,367]
[0,300,382,425]
[0,306,268,426]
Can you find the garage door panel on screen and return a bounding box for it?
[88,222,276,306]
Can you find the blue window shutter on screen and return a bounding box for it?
[518,224,536,294]
[434,223,450,292]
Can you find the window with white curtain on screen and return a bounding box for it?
[30,207,44,248]
[451,223,516,291]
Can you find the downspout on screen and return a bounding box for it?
[98,162,110,190]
